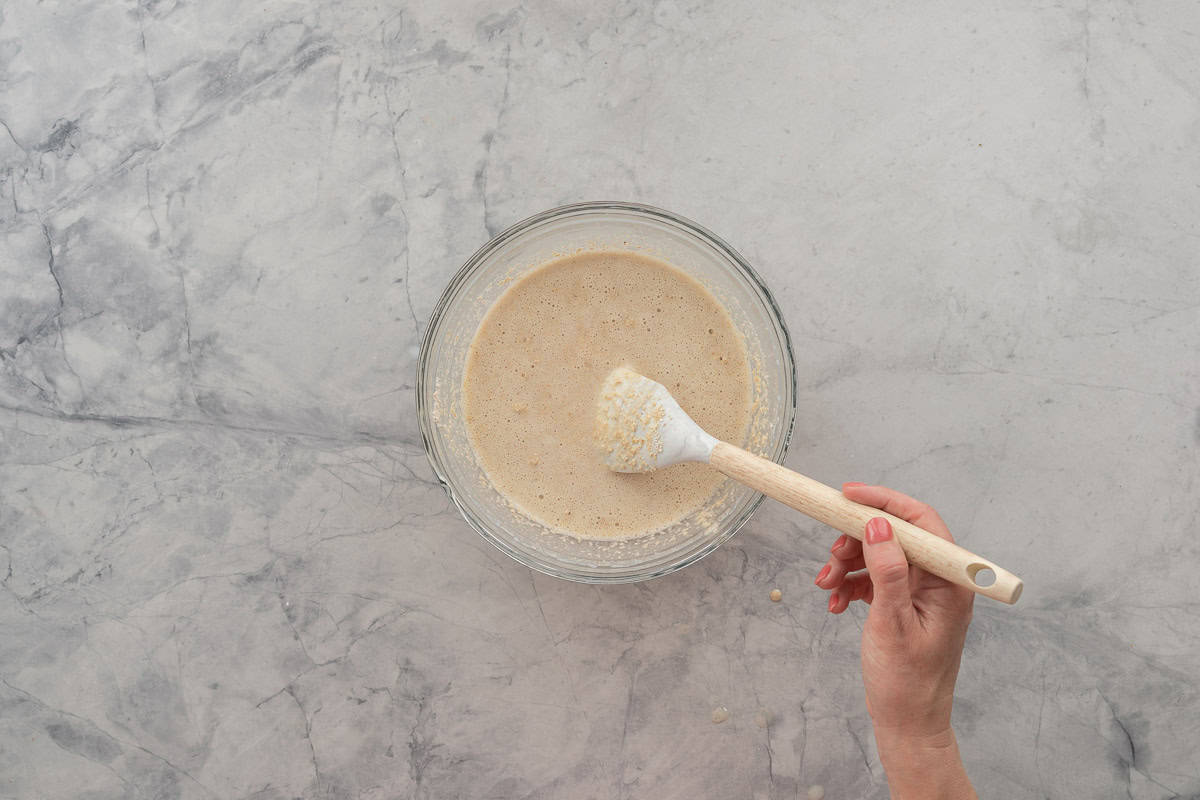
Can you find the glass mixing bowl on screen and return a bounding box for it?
[417,202,795,582]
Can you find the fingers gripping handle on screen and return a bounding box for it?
[709,443,1024,605]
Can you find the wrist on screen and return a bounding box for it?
[873,726,976,800]
[874,723,957,756]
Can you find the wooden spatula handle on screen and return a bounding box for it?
[710,442,1023,604]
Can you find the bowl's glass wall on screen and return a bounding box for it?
[417,202,795,582]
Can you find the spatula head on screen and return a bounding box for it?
[594,367,718,472]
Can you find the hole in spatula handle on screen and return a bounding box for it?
[968,563,997,587]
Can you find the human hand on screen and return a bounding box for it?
[814,483,977,799]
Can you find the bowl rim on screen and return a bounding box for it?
[416,200,797,583]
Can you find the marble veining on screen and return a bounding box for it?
[2,1,1199,798]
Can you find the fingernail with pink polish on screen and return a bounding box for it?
[815,564,831,584]
[832,534,847,552]
[828,593,839,612]
[865,517,893,545]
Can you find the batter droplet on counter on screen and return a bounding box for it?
[463,250,752,540]
[711,705,730,724]
[769,588,783,603]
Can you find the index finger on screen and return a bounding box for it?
[841,483,954,543]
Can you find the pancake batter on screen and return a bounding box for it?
[463,250,752,539]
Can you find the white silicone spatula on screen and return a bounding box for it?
[595,367,1023,604]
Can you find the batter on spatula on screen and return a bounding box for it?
[462,250,753,539]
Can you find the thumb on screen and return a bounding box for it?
[862,517,914,622]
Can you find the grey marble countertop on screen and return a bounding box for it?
[3,2,1199,798]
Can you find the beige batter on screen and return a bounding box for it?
[463,250,752,539]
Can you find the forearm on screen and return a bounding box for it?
[874,727,977,800]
